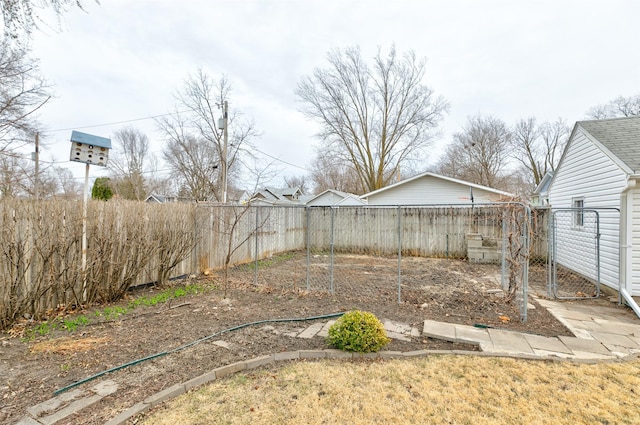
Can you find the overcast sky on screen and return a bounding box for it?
[30,0,640,187]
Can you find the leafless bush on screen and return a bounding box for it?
[84,201,156,302]
[0,200,83,327]
[0,199,200,329]
[151,203,199,287]
[501,203,531,302]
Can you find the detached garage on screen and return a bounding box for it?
[547,116,640,314]
[360,172,513,205]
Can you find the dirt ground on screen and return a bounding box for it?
[0,255,615,424]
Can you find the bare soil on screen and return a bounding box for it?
[0,255,611,424]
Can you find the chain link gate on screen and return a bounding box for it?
[549,209,600,299]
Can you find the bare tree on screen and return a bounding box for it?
[1,0,94,41]
[0,153,29,198]
[511,117,569,189]
[309,149,363,194]
[52,166,81,199]
[436,114,512,189]
[585,94,640,119]
[283,174,309,194]
[0,42,49,156]
[160,124,219,201]
[157,70,258,201]
[296,45,448,193]
[218,162,276,298]
[109,126,155,201]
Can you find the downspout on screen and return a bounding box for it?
[619,177,640,318]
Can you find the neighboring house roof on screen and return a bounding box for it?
[305,189,367,206]
[360,172,513,205]
[335,193,367,206]
[145,194,194,203]
[251,187,304,205]
[576,116,640,174]
[533,171,554,196]
[145,194,166,203]
[531,171,553,206]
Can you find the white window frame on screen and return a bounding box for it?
[572,197,584,228]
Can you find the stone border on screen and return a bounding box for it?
[103,348,640,425]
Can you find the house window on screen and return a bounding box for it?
[572,197,584,227]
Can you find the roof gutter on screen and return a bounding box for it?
[619,176,640,318]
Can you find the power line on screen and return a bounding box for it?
[42,111,312,173]
[252,147,311,172]
[47,111,186,133]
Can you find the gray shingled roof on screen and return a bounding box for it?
[578,116,640,174]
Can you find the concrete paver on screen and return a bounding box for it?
[590,331,639,348]
[26,389,85,418]
[523,333,573,355]
[592,319,640,336]
[487,329,535,354]
[297,321,324,339]
[91,380,118,397]
[454,325,490,345]
[423,320,456,341]
[316,320,336,338]
[15,417,41,425]
[39,394,102,425]
[558,336,611,356]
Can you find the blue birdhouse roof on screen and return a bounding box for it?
[70,130,112,149]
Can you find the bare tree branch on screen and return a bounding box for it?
[157,70,258,201]
[297,45,448,193]
[436,114,511,189]
[585,94,640,119]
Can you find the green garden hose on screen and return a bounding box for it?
[53,311,346,395]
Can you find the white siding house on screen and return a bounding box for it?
[360,172,513,205]
[250,187,304,206]
[305,189,367,206]
[547,117,640,306]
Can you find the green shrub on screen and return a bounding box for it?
[327,310,390,353]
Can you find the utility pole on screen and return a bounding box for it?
[221,100,228,203]
[34,132,39,200]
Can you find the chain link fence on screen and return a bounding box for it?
[220,203,532,321]
[545,208,620,300]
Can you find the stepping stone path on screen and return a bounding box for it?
[16,380,118,425]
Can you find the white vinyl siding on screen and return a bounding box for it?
[365,176,503,205]
[631,186,640,295]
[548,128,626,291]
[306,192,345,206]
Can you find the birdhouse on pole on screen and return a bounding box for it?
[69,130,111,167]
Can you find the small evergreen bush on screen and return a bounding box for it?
[327,310,390,353]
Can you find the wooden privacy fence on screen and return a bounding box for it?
[0,200,547,329]
[0,199,198,329]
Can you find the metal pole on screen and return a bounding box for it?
[549,211,555,298]
[329,207,335,294]
[222,101,228,204]
[501,209,507,291]
[81,163,90,302]
[305,207,310,291]
[254,206,259,286]
[34,132,39,200]
[397,206,402,304]
[522,206,530,322]
[595,210,601,298]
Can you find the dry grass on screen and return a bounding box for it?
[141,355,640,425]
[30,336,110,354]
